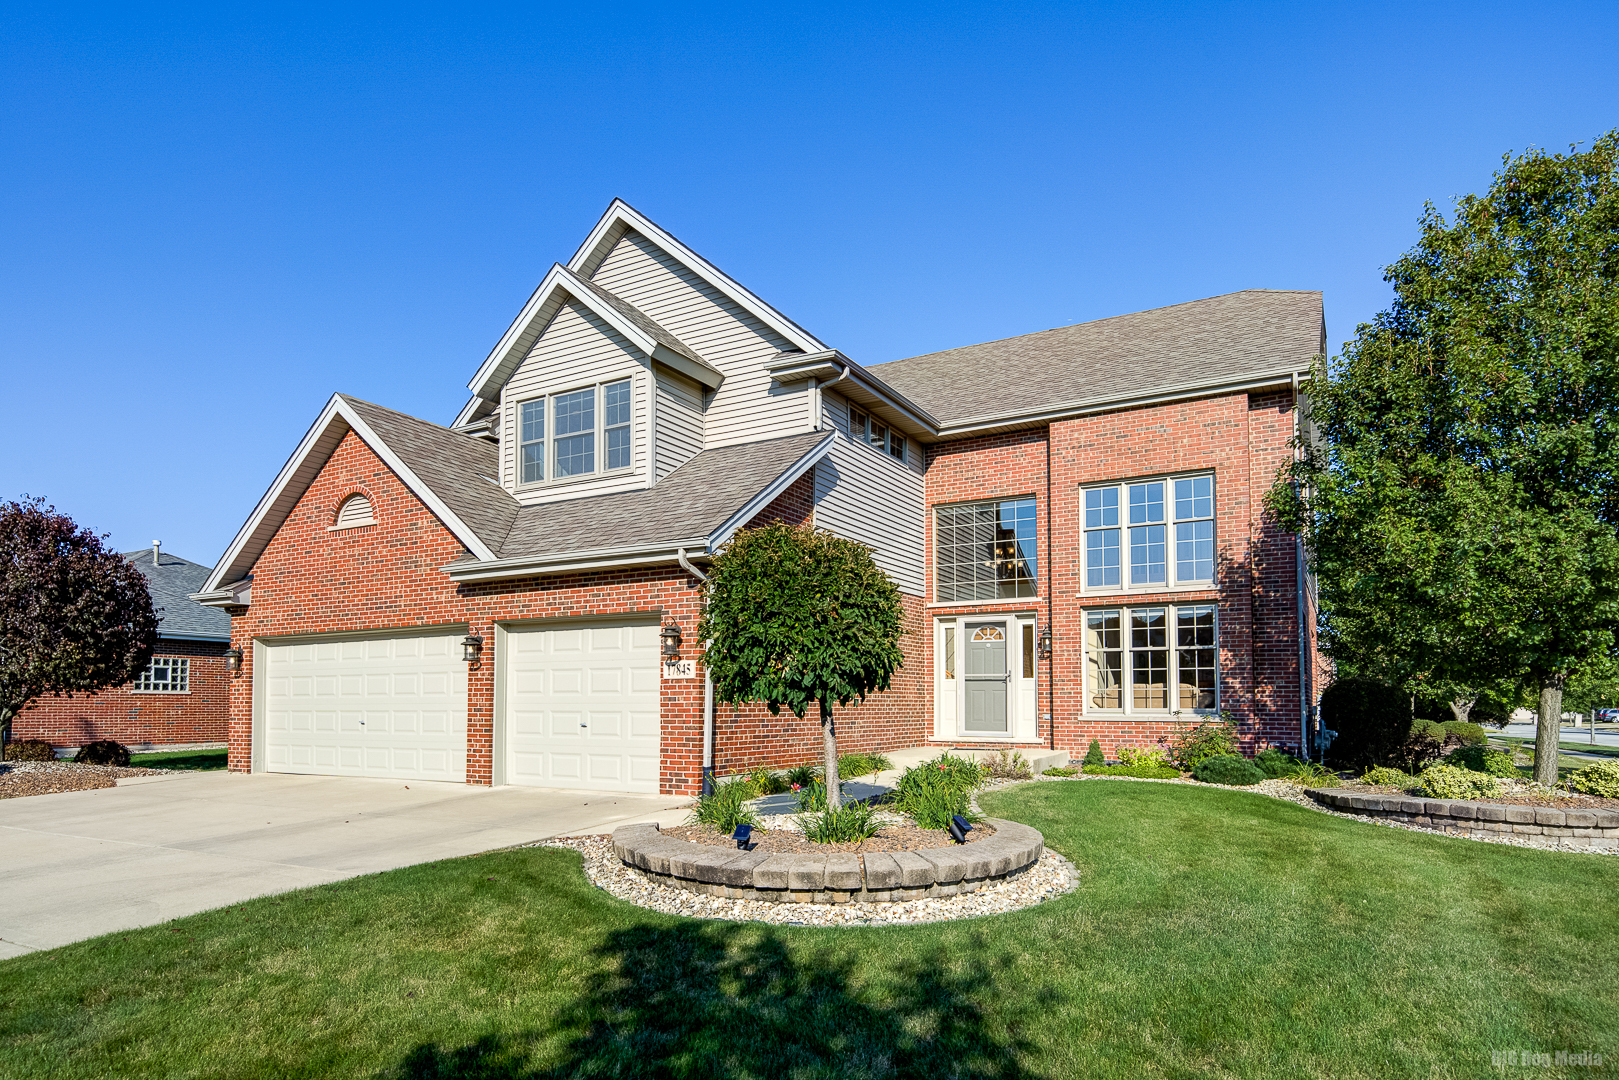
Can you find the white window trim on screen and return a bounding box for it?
[1080,603,1218,717]
[132,656,191,695]
[515,377,637,490]
[934,612,1039,741]
[1080,471,1216,594]
[847,406,908,465]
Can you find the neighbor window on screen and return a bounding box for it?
[935,498,1037,602]
[1082,473,1215,589]
[517,378,634,485]
[134,656,189,694]
[1084,604,1218,713]
[848,408,906,463]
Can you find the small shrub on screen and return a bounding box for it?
[981,748,1033,780]
[1441,721,1487,747]
[798,799,883,843]
[1083,739,1105,767]
[747,767,789,795]
[1254,747,1302,778]
[1043,766,1077,777]
[1117,746,1172,769]
[1361,765,1414,789]
[1191,754,1265,786]
[73,740,130,766]
[784,763,820,789]
[837,752,893,779]
[1570,760,1619,799]
[1401,720,1448,772]
[1321,677,1412,769]
[3,738,57,762]
[1418,763,1503,801]
[1162,715,1239,771]
[1444,746,1517,778]
[687,778,760,833]
[1082,764,1181,778]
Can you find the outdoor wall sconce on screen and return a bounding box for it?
[1037,626,1052,660]
[660,623,683,660]
[223,647,243,673]
[948,814,972,844]
[461,634,484,663]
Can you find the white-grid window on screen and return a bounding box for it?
[516,377,634,486]
[1084,605,1217,714]
[1082,473,1215,590]
[848,408,906,464]
[134,657,189,694]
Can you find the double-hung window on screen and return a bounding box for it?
[516,378,633,485]
[1083,473,1215,589]
[935,498,1037,602]
[1085,604,1217,713]
[848,408,906,463]
[134,656,189,694]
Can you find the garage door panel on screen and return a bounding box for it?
[264,632,466,782]
[504,620,659,793]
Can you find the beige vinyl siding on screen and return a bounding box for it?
[812,394,925,595]
[589,229,810,449]
[500,298,651,505]
[654,370,705,480]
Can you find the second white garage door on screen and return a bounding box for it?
[262,632,467,782]
[503,620,660,792]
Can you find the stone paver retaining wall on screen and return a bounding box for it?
[1306,788,1619,850]
[612,818,1045,903]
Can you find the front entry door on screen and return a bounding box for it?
[963,621,1009,733]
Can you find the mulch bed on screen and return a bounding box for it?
[662,821,996,854]
[0,761,167,800]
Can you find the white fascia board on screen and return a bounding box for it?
[707,432,836,548]
[201,396,499,594]
[442,540,710,583]
[453,395,493,427]
[934,369,1309,438]
[652,343,724,389]
[567,199,826,355]
[770,351,940,437]
[466,263,660,403]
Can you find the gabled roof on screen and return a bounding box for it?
[867,290,1324,432]
[124,548,230,641]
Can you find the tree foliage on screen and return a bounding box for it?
[0,498,158,747]
[698,523,904,809]
[1272,133,1619,784]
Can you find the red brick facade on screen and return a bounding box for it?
[925,389,1313,761]
[224,433,931,794]
[15,637,229,750]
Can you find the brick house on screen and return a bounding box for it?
[18,544,230,752]
[196,200,1323,795]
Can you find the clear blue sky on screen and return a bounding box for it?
[3,1,1616,565]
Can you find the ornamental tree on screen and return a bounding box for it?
[698,523,904,810]
[1272,133,1619,785]
[0,498,158,750]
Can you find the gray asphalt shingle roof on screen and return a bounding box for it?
[866,290,1324,427]
[123,548,230,640]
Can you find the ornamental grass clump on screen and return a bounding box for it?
[746,767,789,795]
[837,752,892,779]
[784,763,820,789]
[1191,754,1265,786]
[891,754,983,829]
[1418,763,1503,801]
[793,779,830,812]
[981,748,1033,780]
[1570,760,1619,799]
[687,778,760,834]
[798,799,882,844]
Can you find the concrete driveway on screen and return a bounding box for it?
[0,771,691,959]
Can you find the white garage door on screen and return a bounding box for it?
[263,632,467,782]
[504,620,660,792]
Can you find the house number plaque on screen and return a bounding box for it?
[661,660,696,679]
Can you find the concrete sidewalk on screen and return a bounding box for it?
[0,770,691,958]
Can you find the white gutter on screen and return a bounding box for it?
[443,540,709,583]
[677,548,717,796]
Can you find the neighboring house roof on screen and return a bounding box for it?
[867,290,1324,432]
[124,548,231,641]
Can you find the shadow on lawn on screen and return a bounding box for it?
[386,919,1039,1079]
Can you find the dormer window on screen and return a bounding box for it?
[849,408,906,463]
[518,378,634,486]
[330,494,375,530]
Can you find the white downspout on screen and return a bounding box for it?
[1292,371,1312,759]
[677,548,715,794]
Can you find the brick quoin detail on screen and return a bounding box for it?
[226,434,929,795]
[924,390,1312,762]
[15,638,229,749]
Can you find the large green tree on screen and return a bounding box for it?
[1,498,159,750]
[1273,133,1619,785]
[698,523,904,810]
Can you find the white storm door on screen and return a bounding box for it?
[504,620,660,792]
[263,632,467,781]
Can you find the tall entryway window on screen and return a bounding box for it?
[934,614,1038,741]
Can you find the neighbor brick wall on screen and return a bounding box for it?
[226,431,928,795]
[923,389,1308,762]
[15,638,229,750]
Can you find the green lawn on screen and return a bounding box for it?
[127,748,228,771]
[3,782,1616,1078]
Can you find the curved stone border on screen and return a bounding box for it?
[612,818,1044,904]
[1306,788,1619,851]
